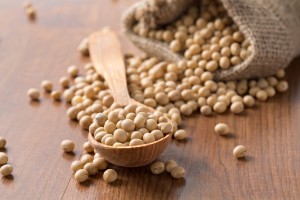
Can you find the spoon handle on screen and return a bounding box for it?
[89,30,131,106]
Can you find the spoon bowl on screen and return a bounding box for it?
[88,29,172,167]
[89,132,171,167]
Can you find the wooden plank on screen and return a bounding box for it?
[63,59,300,199]
[0,0,299,199]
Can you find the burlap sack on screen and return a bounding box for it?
[122,0,300,80]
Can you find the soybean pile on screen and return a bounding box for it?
[25,0,288,184]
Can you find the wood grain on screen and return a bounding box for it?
[89,30,132,106]
[0,0,299,199]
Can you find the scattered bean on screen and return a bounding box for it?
[0,137,6,149]
[170,166,185,179]
[233,145,247,158]
[174,129,188,140]
[165,160,177,173]
[103,169,118,183]
[150,161,165,174]
[61,140,75,153]
[214,123,229,136]
[27,88,40,101]
[0,164,13,176]
[51,91,61,101]
[71,160,84,172]
[41,80,53,92]
[74,169,89,182]
[0,152,8,165]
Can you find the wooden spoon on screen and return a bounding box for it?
[88,30,172,167]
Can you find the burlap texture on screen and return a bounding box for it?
[123,0,300,80]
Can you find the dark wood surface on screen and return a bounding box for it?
[0,0,299,199]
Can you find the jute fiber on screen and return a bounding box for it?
[123,0,300,80]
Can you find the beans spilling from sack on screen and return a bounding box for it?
[26,0,289,184]
[133,0,252,72]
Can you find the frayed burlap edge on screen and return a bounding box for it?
[215,0,294,80]
[122,0,299,81]
[122,0,191,63]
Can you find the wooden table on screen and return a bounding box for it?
[0,0,299,199]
